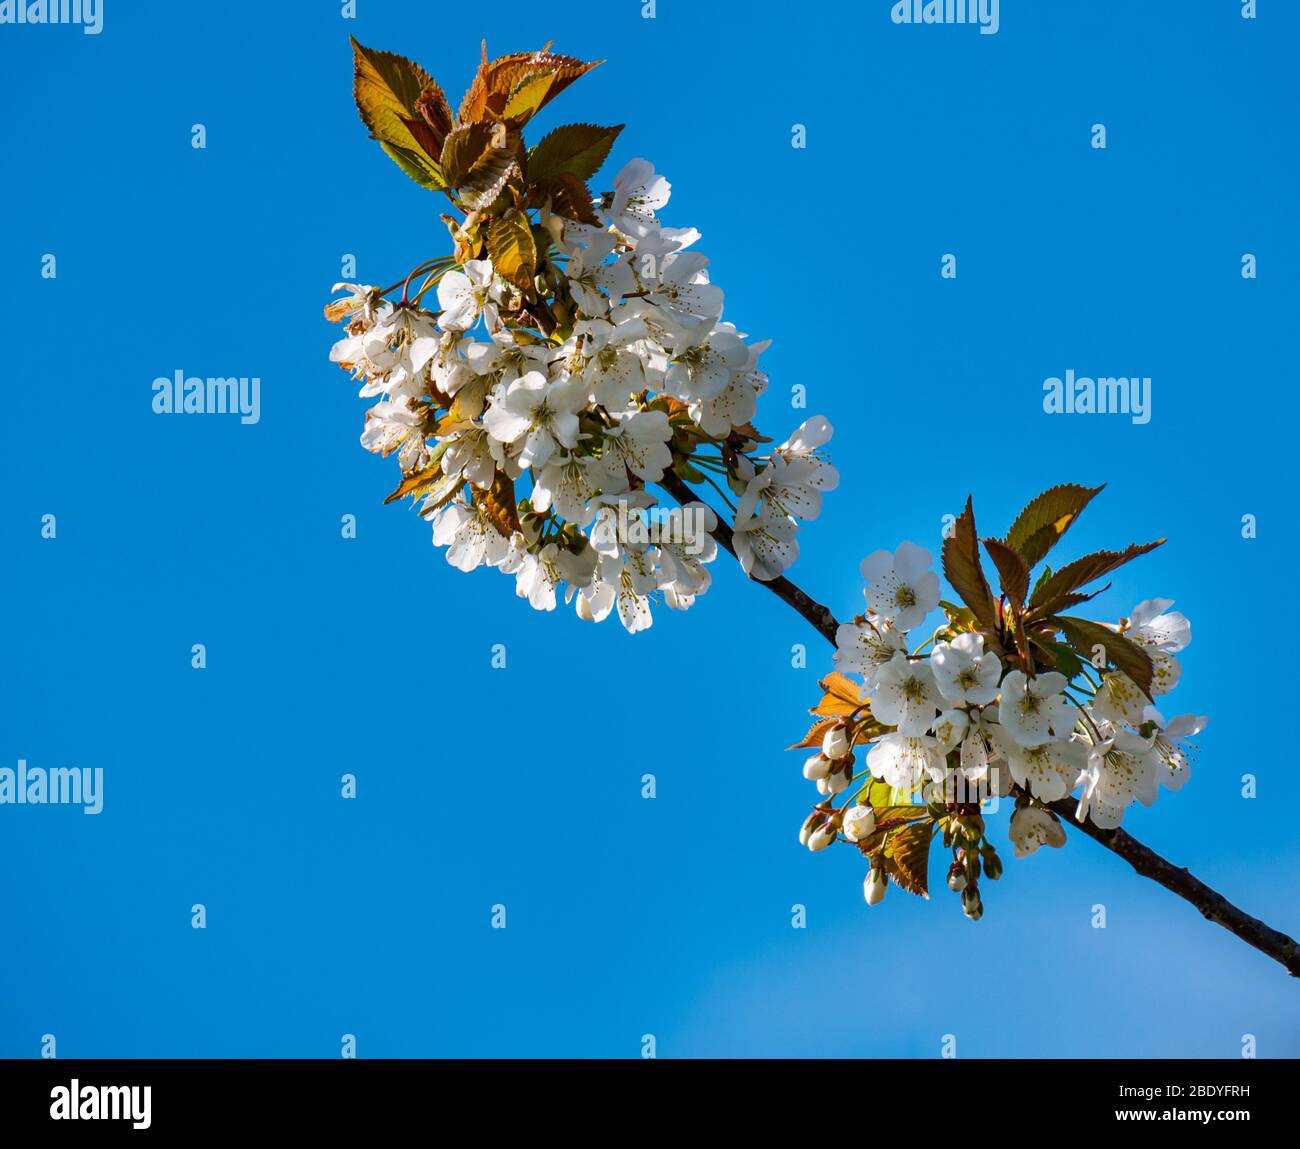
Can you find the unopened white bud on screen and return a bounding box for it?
[946,862,967,893]
[962,886,983,920]
[864,867,888,906]
[842,805,876,843]
[807,823,837,852]
[826,770,850,795]
[822,723,851,760]
[802,752,832,781]
[798,812,824,846]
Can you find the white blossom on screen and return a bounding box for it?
[833,616,907,694]
[871,652,944,736]
[482,371,583,469]
[437,259,500,332]
[859,542,940,632]
[931,632,1002,706]
[428,499,511,572]
[997,670,1076,747]
[1009,806,1068,858]
[866,733,943,791]
[1076,724,1160,830]
[605,158,671,240]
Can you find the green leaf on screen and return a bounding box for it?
[938,600,979,632]
[351,38,446,188]
[528,123,624,182]
[487,210,537,291]
[1032,637,1084,680]
[1028,541,1165,614]
[1005,483,1105,568]
[942,497,999,630]
[1054,615,1155,698]
[379,141,446,191]
[982,538,1029,608]
[501,71,558,123]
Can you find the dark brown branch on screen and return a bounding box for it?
[1048,796,1300,977]
[659,472,1300,979]
[658,471,839,646]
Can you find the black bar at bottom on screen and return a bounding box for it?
[0,1057,1288,1135]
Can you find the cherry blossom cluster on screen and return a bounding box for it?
[327,158,837,633]
[798,541,1206,918]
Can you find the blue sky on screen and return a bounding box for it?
[1,0,1297,1057]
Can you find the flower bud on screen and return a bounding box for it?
[982,848,1004,881]
[842,805,876,843]
[807,823,837,852]
[864,867,888,906]
[822,722,851,760]
[946,861,967,893]
[826,770,850,795]
[802,753,832,781]
[798,811,825,846]
[961,886,983,920]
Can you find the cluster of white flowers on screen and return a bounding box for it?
[328,158,837,633]
[800,541,1206,911]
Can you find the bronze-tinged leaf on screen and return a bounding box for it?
[727,421,773,445]
[942,497,1000,630]
[440,123,498,189]
[810,672,863,717]
[459,142,522,212]
[1040,586,1110,614]
[1054,615,1156,699]
[854,808,933,860]
[883,821,932,898]
[535,173,602,225]
[475,472,521,536]
[1028,541,1165,614]
[351,38,446,187]
[1005,483,1105,568]
[487,210,537,292]
[875,805,933,831]
[383,466,451,505]
[982,538,1030,608]
[457,46,602,125]
[787,716,839,752]
[528,123,624,182]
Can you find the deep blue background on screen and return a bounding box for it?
[2,0,1297,1057]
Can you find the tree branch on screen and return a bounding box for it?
[659,471,839,645]
[659,473,1300,979]
[1046,796,1300,976]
